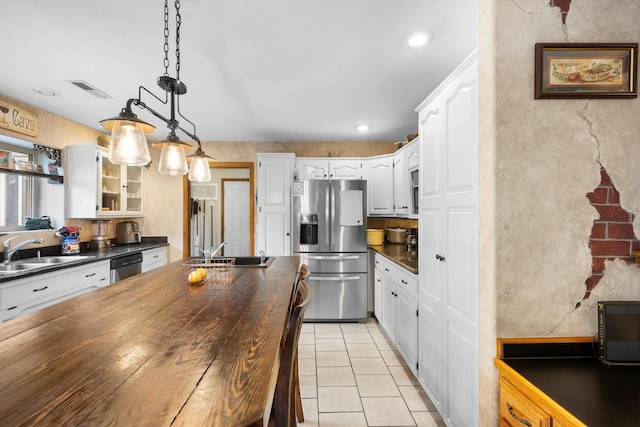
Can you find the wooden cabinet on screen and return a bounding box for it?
[141,246,168,273]
[66,144,144,218]
[374,253,419,375]
[366,155,394,216]
[495,359,586,427]
[0,260,110,322]
[417,51,479,426]
[256,153,294,256]
[294,158,363,180]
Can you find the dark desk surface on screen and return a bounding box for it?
[0,256,299,427]
[503,352,640,426]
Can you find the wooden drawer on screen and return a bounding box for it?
[499,374,551,427]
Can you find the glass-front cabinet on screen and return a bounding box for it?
[66,144,144,218]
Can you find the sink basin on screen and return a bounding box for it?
[21,255,94,264]
[0,263,42,275]
[208,256,274,268]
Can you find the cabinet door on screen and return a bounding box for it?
[396,286,418,375]
[374,267,383,321]
[66,144,100,218]
[295,159,328,179]
[329,160,362,179]
[367,156,394,215]
[419,96,442,201]
[393,151,408,215]
[124,165,144,216]
[380,274,397,342]
[99,151,124,216]
[257,154,293,255]
[406,138,420,171]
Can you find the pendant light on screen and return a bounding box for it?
[187,140,215,182]
[99,0,213,181]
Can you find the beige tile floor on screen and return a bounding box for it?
[297,317,446,427]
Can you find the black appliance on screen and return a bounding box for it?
[598,301,640,365]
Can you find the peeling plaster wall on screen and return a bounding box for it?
[494,0,640,338]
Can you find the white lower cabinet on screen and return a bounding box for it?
[0,260,110,322]
[373,253,418,374]
[141,247,168,273]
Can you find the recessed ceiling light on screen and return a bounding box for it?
[408,30,434,47]
[356,124,369,132]
[33,87,59,96]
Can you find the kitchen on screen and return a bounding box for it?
[3,1,640,427]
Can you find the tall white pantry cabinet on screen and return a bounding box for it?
[418,51,479,427]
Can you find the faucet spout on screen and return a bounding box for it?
[4,237,44,263]
[211,242,227,257]
[259,250,266,265]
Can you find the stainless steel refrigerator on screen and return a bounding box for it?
[293,179,368,321]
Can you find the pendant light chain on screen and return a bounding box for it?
[163,0,170,77]
[175,0,181,81]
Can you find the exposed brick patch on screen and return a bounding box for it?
[584,168,638,299]
[550,0,572,25]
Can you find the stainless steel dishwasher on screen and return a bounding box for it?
[110,252,143,283]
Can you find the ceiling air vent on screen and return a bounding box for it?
[66,80,112,99]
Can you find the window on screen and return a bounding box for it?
[0,145,35,231]
[0,137,64,233]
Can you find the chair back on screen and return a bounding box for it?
[272,280,311,427]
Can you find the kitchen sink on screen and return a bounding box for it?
[0,263,42,275]
[205,256,274,268]
[20,255,95,264]
[0,256,95,276]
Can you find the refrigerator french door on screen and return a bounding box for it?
[293,179,368,321]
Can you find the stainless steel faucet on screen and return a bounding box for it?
[3,236,44,263]
[259,250,266,265]
[211,242,227,257]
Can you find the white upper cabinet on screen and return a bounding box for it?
[393,150,409,215]
[366,155,394,216]
[294,158,363,180]
[66,144,144,218]
[406,137,420,171]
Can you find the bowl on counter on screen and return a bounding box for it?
[386,228,407,244]
[366,229,384,246]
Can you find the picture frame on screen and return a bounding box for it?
[16,160,36,172]
[0,150,11,169]
[47,163,59,176]
[36,164,45,174]
[534,43,638,99]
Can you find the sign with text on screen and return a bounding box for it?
[0,100,39,137]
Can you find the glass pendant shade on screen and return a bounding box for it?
[158,142,188,175]
[188,156,212,182]
[107,120,151,166]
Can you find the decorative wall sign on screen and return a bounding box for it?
[0,150,11,169]
[0,100,39,137]
[535,43,638,99]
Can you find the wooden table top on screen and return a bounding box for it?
[0,256,300,427]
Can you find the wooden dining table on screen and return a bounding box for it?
[0,256,300,427]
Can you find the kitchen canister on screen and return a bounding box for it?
[61,237,80,255]
[366,229,384,246]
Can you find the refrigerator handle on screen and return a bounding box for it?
[309,275,361,281]
[325,184,331,245]
[304,255,361,261]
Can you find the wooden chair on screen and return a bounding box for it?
[291,264,310,423]
[271,279,311,427]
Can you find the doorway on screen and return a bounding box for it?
[182,162,254,258]
[221,179,250,256]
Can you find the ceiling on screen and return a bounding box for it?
[0,1,477,143]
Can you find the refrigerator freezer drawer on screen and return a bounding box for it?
[298,252,368,274]
[305,273,368,321]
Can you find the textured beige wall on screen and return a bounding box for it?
[493,0,640,338]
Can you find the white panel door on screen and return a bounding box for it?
[367,156,394,215]
[223,180,250,256]
[257,153,293,255]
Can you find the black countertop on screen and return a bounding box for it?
[0,238,168,284]
[502,342,640,427]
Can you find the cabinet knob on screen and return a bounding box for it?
[435,254,446,262]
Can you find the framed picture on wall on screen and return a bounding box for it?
[535,43,638,99]
[16,160,36,172]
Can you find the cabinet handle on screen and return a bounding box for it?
[435,254,446,262]
[384,268,390,272]
[506,403,532,427]
[33,286,49,292]
[85,272,96,278]
[401,279,408,284]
